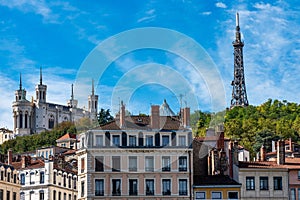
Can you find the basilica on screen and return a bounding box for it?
[12,69,98,135]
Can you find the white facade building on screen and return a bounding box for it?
[12,71,98,135]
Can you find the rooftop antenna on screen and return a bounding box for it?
[92,79,94,95]
[40,66,43,85]
[19,73,22,90]
[71,84,74,100]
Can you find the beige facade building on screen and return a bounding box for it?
[0,128,13,145]
[0,160,20,200]
[77,101,193,199]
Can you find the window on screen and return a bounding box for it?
[274,177,282,190]
[179,136,186,146]
[211,192,222,199]
[0,190,3,200]
[58,192,61,200]
[39,191,44,200]
[74,195,76,200]
[95,156,104,172]
[63,175,67,187]
[73,177,77,189]
[129,156,137,171]
[68,176,71,188]
[53,171,57,184]
[145,179,154,195]
[1,171,3,180]
[13,192,16,200]
[129,135,137,146]
[146,135,153,147]
[195,192,205,199]
[162,156,171,171]
[298,188,300,200]
[30,172,34,184]
[291,188,296,200]
[40,172,45,184]
[13,174,16,183]
[7,172,10,182]
[20,174,25,185]
[179,179,187,195]
[298,170,300,179]
[49,115,55,129]
[145,156,154,172]
[112,156,121,172]
[112,179,121,196]
[260,177,268,190]
[68,194,71,200]
[81,181,85,197]
[7,191,10,200]
[112,135,120,146]
[81,158,85,173]
[162,179,171,195]
[246,177,255,190]
[64,193,66,200]
[129,179,138,195]
[96,135,103,146]
[95,179,104,196]
[53,191,56,200]
[179,156,187,171]
[162,135,170,146]
[228,192,238,200]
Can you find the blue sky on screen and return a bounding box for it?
[0,0,300,129]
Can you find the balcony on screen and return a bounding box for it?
[179,167,187,171]
[162,190,171,195]
[162,167,170,172]
[179,190,188,195]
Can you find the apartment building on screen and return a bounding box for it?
[11,152,77,200]
[77,100,193,199]
[0,151,20,200]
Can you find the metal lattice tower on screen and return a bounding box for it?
[230,13,249,108]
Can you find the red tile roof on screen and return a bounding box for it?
[57,133,77,141]
[239,159,300,169]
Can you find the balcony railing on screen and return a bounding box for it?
[162,190,171,195]
[146,190,154,195]
[179,190,188,195]
[162,167,170,172]
[145,167,154,172]
[179,167,187,171]
[112,190,121,196]
[95,190,104,196]
[129,190,138,195]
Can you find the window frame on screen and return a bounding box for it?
[179,179,188,195]
[246,176,255,190]
[259,176,269,190]
[145,179,154,195]
[274,176,282,190]
[95,179,104,196]
[162,179,171,195]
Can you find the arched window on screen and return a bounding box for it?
[25,112,28,128]
[19,111,23,128]
[49,115,55,129]
[63,116,68,122]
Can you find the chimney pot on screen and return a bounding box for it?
[151,105,160,130]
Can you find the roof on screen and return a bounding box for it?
[12,158,45,170]
[194,175,241,186]
[96,115,184,131]
[63,149,76,155]
[239,158,300,169]
[57,133,77,141]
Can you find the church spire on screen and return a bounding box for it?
[19,73,22,90]
[92,79,95,96]
[40,66,43,85]
[71,84,74,100]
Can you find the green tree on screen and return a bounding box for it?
[97,108,114,125]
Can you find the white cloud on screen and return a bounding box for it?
[215,2,227,9]
[201,11,212,16]
[137,9,156,23]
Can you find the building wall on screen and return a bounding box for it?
[194,186,240,199]
[289,169,300,200]
[77,130,193,199]
[238,168,289,200]
[0,165,20,200]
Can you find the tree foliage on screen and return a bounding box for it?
[97,108,114,125]
[190,99,300,159]
[0,121,76,154]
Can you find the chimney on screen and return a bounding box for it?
[289,138,292,151]
[217,131,225,150]
[233,140,239,165]
[120,101,125,128]
[182,107,190,128]
[7,149,13,165]
[260,145,266,161]
[151,105,160,130]
[277,140,285,165]
[21,156,31,168]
